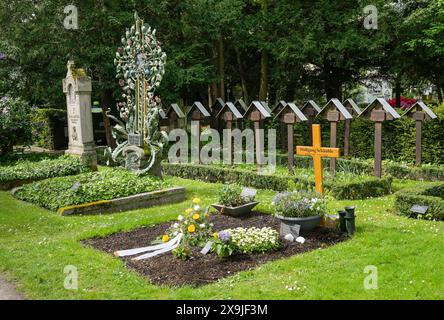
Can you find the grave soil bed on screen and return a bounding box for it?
[84,212,348,287]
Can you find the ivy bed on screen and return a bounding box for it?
[13,167,185,215]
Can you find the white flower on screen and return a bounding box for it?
[177,215,184,221]
[193,205,200,211]
[199,224,205,229]
[173,223,179,228]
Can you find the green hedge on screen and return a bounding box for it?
[0,155,90,189]
[163,163,392,200]
[395,183,444,221]
[31,108,67,150]
[15,168,170,211]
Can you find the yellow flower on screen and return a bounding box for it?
[213,232,218,240]
[192,213,200,220]
[185,208,193,214]
[192,197,201,205]
[188,224,196,233]
[162,234,170,243]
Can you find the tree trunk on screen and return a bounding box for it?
[217,36,225,100]
[395,78,402,108]
[235,47,249,104]
[259,50,269,101]
[100,89,116,149]
[258,0,269,102]
[435,76,443,103]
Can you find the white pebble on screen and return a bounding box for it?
[296,237,306,244]
[284,234,295,242]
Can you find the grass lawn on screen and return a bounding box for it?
[0,176,443,299]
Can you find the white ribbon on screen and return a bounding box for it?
[114,233,183,261]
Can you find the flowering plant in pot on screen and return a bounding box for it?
[212,184,258,217]
[272,191,327,236]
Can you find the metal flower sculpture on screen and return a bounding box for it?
[106,12,168,176]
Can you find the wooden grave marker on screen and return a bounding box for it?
[244,101,272,168]
[187,101,211,164]
[359,98,401,178]
[342,98,362,156]
[403,101,437,166]
[317,99,352,176]
[217,101,243,165]
[296,124,340,194]
[300,100,322,145]
[274,102,308,173]
[272,101,289,151]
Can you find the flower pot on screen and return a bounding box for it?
[211,202,259,217]
[276,215,321,237]
[344,206,356,236]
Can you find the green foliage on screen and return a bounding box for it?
[0,155,89,185]
[227,227,280,254]
[31,108,67,150]
[172,246,192,261]
[15,168,169,211]
[395,183,444,221]
[273,191,327,218]
[0,96,32,154]
[217,183,254,207]
[330,176,393,200]
[163,163,393,200]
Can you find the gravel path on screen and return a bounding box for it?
[0,276,24,300]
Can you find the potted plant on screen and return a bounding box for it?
[212,184,258,217]
[273,191,326,236]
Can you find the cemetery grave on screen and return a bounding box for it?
[1,6,444,302]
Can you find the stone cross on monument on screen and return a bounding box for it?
[62,60,97,169]
[296,124,340,194]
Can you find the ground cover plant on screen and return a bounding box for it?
[0,154,90,189]
[14,167,170,211]
[0,177,442,299]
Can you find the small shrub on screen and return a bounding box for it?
[395,183,444,221]
[0,96,32,155]
[217,184,254,207]
[0,155,89,186]
[273,191,327,218]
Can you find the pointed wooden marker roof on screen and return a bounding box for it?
[272,100,288,114]
[244,101,272,119]
[343,98,362,117]
[217,101,243,120]
[188,101,211,118]
[359,98,401,120]
[167,103,185,119]
[300,100,322,117]
[403,101,437,121]
[317,98,353,121]
[274,102,308,122]
[234,99,248,115]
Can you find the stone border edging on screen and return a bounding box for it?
[11,187,186,216]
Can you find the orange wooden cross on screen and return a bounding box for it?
[296,124,340,194]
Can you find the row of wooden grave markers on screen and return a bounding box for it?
[160,97,438,178]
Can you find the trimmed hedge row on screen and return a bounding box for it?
[0,155,90,190]
[31,108,67,150]
[395,183,444,221]
[162,163,393,200]
[281,155,444,181]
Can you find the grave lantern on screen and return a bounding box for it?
[359,98,401,178]
[244,101,272,168]
[217,102,243,165]
[272,101,289,151]
[166,103,186,131]
[317,99,353,176]
[342,98,362,156]
[403,101,437,166]
[300,100,322,144]
[274,102,308,173]
[187,102,211,164]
